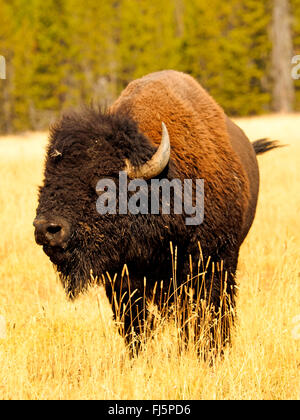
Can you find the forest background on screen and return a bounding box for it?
[0,0,300,133]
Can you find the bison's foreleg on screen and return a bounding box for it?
[104,278,149,355]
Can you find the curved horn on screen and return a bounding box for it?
[125,122,170,179]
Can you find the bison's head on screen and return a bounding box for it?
[33,107,171,298]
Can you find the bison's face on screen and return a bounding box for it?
[33,109,171,298]
[34,132,125,298]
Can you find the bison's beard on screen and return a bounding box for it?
[47,240,119,300]
[47,246,92,299]
[41,220,128,299]
[55,251,93,299]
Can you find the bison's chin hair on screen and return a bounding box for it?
[50,239,121,299]
[52,252,99,300]
[58,271,92,300]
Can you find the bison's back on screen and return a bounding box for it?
[111,70,229,172]
[111,70,254,244]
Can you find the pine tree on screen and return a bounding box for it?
[65,0,117,107]
[9,0,72,130]
[181,0,271,115]
[0,0,14,132]
[115,0,181,90]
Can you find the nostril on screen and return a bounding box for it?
[34,217,70,248]
[47,225,62,235]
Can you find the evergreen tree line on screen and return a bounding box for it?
[0,0,299,133]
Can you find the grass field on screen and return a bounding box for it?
[0,114,299,400]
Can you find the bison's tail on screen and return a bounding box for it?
[252,138,284,155]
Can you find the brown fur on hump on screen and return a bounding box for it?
[110,70,250,232]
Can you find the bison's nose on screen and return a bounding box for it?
[33,217,71,249]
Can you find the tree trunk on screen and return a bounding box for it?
[272,0,295,113]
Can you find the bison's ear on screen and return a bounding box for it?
[125,122,170,180]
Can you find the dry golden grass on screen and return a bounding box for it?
[0,115,299,400]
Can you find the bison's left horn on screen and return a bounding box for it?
[125,122,170,179]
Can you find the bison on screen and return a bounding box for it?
[34,70,279,352]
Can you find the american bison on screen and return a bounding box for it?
[34,70,279,351]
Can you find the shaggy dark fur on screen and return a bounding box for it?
[35,70,280,351]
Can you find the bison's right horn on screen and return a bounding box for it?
[125,122,170,179]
